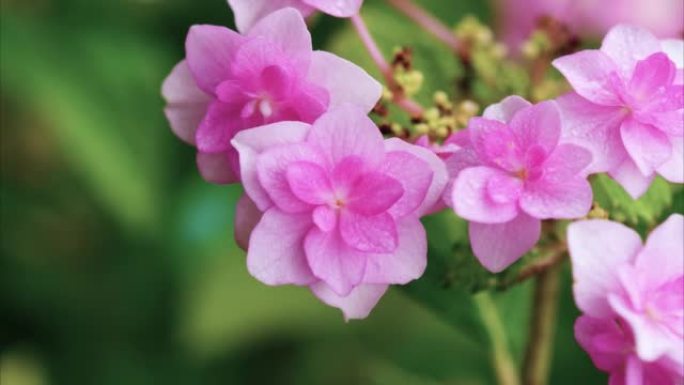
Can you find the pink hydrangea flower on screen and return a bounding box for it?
[447,96,593,272]
[228,0,363,33]
[161,8,380,184]
[231,104,448,319]
[553,25,684,198]
[568,214,684,384]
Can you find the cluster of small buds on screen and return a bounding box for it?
[413,92,478,141]
[391,47,424,97]
[521,16,580,60]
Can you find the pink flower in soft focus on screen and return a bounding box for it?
[161,8,380,184]
[553,25,684,198]
[415,134,461,160]
[568,214,684,384]
[447,96,593,272]
[228,0,363,33]
[231,104,448,320]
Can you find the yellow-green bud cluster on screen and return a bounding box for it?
[412,92,479,140]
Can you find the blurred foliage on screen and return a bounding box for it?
[1,1,678,385]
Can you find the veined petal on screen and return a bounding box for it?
[227,0,314,33]
[628,53,676,102]
[508,100,561,154]
[452,166,520,224]
[482,95,532,123]
[609,157,656,199]
[656,135,684,183]
[303,0,362,17]
[347,172,404,216]
[286,161,333,205]
[469,214,541,273]
[552,50,623,106]
[195,101,244,153]
[469,117,523,172]
[247,8,312,67]
[621,119,672,176]
[601,24,661,79]
[162,60,211,145]
[185,25,245,93]
[305,228,367,296]
[339,211,398,253]
[310,282,388,321]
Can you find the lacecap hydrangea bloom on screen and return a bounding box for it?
[162,8,380,184]
[231,104,447,319]
[553,24,684,198]
[448,96,593,272]
[228,0,363,32]
[568,214,684,384]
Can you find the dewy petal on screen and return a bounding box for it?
[362,217,427,284]
[232,121,311,211]
[508,100,561,154]
[310,282,388,321]
[227,0,314,33]
[185,25,245,93]
[620,118,672,176]
[195,101,244,153]
[482,95,532,123]
[247,208,316,285]
[162,60,212,145]
[383,138,448,217]
[257,143,325,213]
[305,227,367,296]
[469,213,541,273]
[303,0,362,17]
[308,105,385,169]
[656,135,684,183]
[469,117,523,172]
[601,24,661,79]
[286,161,333,205]
[247,8,312,67]
[452,166,520,224]
[556,92,628,173]
[339,211,398,253]
[196,151,239,184]
[234,194,263,251]
[628,53,676,101]
[609,157,656,199]
[308,51,382,112]
[567,219,643,317]
[552,50,623,106]
[347,172,404,216]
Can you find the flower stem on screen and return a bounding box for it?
[522,263,562,385]
[350,13,424,118]
[497,243,567,290]
[474,293,521,385]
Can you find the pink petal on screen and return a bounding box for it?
[285,161,333,205]
[637,214,684,283]
[601,24,661,79]
[362,217,427,284]
[257,143,324,213]
[247,208,316,285]
[308,104,385,169]
[195,101,243,153]
[227,0,314,33]
[162,60,211,145]
[307,51,382,113]
[234,194,263,250]
[469,117,523,172]
[305,227,367,296]
[284,82,330,123]
[383,138,449,217]
[482,95,532,123]
[656,135,684,183]
[313,205,337,232]
[552,50,623,106]
[574,315,630,373]
[469,213,541,273]
[661,39,684,70]
[628,53,677,101]
[487,173,523,204]
[637,109,684,137]
[452,166,520,224]
[556,92,629,173]
[339,211,398,253]
[609,157,656,199]
[185,25,245,93]
[303,0,362,17]
[621,118,672,176]
[247,8,312,67]
[347,172,404,216]
[310,282,388,321]
[567,219,643,317]
[196,151,239,184]
[231,121,311,211]
[508,100,562,154]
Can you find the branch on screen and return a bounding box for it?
[497,243,567,290]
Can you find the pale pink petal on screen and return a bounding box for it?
[195,101,243,153]
[552,50,623,106]
[185,25,245,93]
[482,95,532,123]
[469,213,541,273]
[303,0,362,17]
[310,282,388,321]
[661,39,684,70]
[196,151,239,184]
[509,100,562,153]
[257,143,324,213]
[362,217,427,284]
[347,173,404,216]
[637,214,684,282]
[628,53,676,100]
[657,135,684,183]
[247,208,316,285]
[637,109,684,137]
[487,173,523,204]
[377,151,432,218]
[285,161,333,205]
[575,315,630,372]
[452,166,520,224]
[232,121,310,210]
[609,157,656,199]
[234,194,263,250]
[312,205,337,232]
[247,8,312,66]
[567,219,643,317]
[305,228,367,296]
[162,60,211,145]
[469,117,523,172]
[308,51,382,112]
[601,24,661,79]
[621,118,672,176]
[339,211,398,253]
[383,138,449,217]
[308,104,385,169]
[227,0,314,33]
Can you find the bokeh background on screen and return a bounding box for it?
[1,1,681,384]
